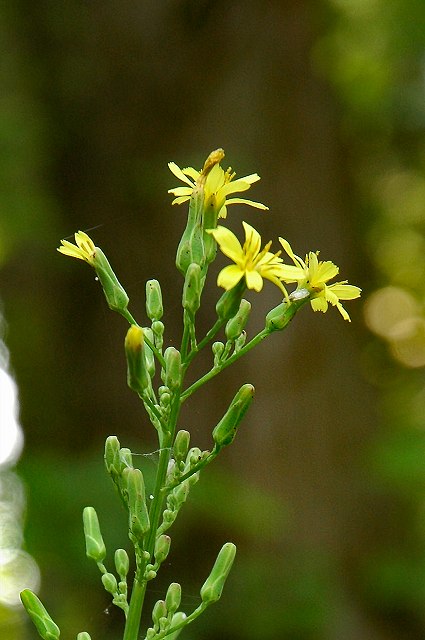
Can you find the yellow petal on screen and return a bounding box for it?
[226,198,269,210]
[209,226,243,263]
[168,162,196,188]
[217,264,244,290]
[245,269,263,291]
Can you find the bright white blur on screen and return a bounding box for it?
[0,321,40,607]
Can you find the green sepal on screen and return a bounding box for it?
[20,589,61,640]
[200,542,236,604]
[176,190,205,276]
[82,506,106,563]
[215,279,246,321]
[93,248,129,314]
[76,633,91,640]
[212,384,255,448]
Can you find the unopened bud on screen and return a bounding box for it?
[114,549,130,580]
[265,298,305,332]
[152,599,167,625]
[104,435,121,475]
[146,280,163,321]
[164,347,182,392]
[83,507,106,563]
[77,633,91,640]
[167,612,187,640]
[20,590,61,640]
[212,341,224,364]
[126,468,150,539]
[101,572,118,595]
[212,384,255,448]
[154,534,171,565]
[182,263,202,316]
[200,542,236,604]
[173,430,190,465]
[125,325,151,395]
[225,299,251,341]
[165,582,181,615]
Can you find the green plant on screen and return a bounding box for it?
[20,149,360,640]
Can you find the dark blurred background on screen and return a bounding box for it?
[2,1,425,638]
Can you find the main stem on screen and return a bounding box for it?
[123,391,182,640]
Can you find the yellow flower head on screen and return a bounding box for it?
[57,231,96,266]
[208,222,288,293]
[278,237,361,321]
[168,149,268,219]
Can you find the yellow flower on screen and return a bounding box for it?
[57,231,96,266]
[168,149,268,219]
[208,222,287,293]
[278,237,361,321]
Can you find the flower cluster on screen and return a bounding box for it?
[58,150,361,321]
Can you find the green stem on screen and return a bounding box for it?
[183,318,224,366]
[181,328,270,402]
[123,578,146,640]
[123,390,183,640]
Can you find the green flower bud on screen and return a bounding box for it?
[200,542,236,604]
[182,263,202,316]
[104,435,121,475]
[126,468,150,539]
[152,599,167,625]
[215,279,245,321]
[167,612,187,640]
[172,480,190,507]
[146,279,163,321]
[212,384,255,449]
[164,347,182,392]
[125,325,151,395]
[102,572,118,595]
[83,507,106,563]
[173,430,190,465]
[212,341,224,364]
[225,299,251,341]
[114,548,130,580]
[20,590,61,640]
[77,633,91,640]
[154,534,171,565]
[151,320,165,351]
[142,327,156,377]
[265,297,307,332]
[93,248,129,314]
[165,582,182,615]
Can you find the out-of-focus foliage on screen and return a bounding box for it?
[2,0,425,639]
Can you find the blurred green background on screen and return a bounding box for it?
[2,0,425,638]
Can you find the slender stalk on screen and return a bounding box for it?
[183,318,224,366]
[181,328,270,402]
